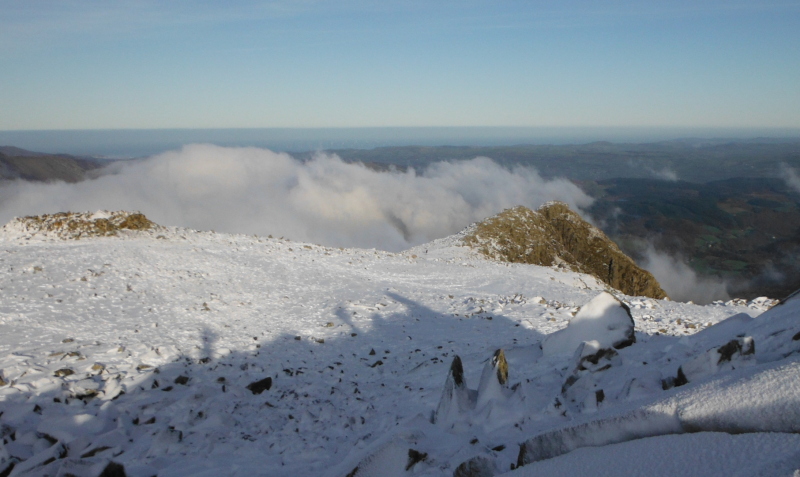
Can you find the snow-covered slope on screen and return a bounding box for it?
[0,214,794,477]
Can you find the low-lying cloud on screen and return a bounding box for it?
[640,245,730,304]
[780,163,800,194]
[0,144,593,251]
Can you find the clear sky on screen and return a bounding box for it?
[1,0,799,130]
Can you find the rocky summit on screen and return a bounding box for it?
[464,202,668,300]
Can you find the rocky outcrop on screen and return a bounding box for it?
[2,211,157,240]
[464,202,667,299]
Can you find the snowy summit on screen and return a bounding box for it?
[0,211,798,477]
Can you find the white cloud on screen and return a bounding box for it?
[640,245,730,304]
[780,163,800,194]
[0,144,593,251]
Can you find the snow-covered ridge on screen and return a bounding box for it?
[0,214,796,476]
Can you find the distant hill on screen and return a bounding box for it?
[0,146,105,182]
[313,140,800,182]
[589,177,800,299]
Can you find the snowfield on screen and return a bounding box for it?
[0,216,797,476]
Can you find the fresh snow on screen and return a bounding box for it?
[0,218,796,476]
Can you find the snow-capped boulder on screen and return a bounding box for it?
[542,292,635,357]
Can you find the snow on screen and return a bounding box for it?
[509,432,800,477]
[0,218,797,476]
[541,292,635,356]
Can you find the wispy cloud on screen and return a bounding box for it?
[780,163,800,194]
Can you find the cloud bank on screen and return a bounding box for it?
[0,144,593,251]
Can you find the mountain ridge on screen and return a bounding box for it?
[464,202,668,300]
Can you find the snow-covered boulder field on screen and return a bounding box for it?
[0,213,796,477]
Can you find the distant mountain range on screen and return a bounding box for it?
[0,146,106,183]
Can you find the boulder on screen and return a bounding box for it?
[246,377,273,395]
[542,292,636,357]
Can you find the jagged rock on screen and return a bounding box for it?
[434,356,476,428]
[476,350,509,409]
[246,377,273,394]
[542,292,636,357]
[453,455,496,477]
[464,203,667,299]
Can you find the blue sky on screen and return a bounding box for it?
[1,1,799,130]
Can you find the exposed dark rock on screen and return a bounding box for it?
[80,446,111,458]
[464,203,667,299]
[717,338,755,363]
[491,350,508,386]
[434,355,475,427]
[560,342,620,411]
[406,449,428,471]
[476,349,511,409]
[450,355,464,387]
[98,461,127,477]
[595,389,605,403]
[246,377,273,395]
[672,337,756,386]
[0,461,16,477]
[174,375,189,385]
[663,366,689,390]
[345,466,359,477]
